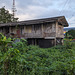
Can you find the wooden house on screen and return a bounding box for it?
[0,16,68,48]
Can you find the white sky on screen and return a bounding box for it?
[0,0,75,27]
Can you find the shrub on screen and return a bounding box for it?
[0,34,75,75]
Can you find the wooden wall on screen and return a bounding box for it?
[43,23,56,37]
[0,27,9,35]
[0,21,64,39]
[56,22,64,38]
[24,22,56,38]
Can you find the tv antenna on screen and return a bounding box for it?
[12,0,16,21]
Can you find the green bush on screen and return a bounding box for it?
[0,34,75,75]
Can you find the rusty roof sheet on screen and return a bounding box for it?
[0,16,69,27]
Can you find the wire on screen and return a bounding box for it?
[59,0,70,15]
[68,11,75,22]
[60,0,75,26]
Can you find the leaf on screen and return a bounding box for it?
[2,36,6,41]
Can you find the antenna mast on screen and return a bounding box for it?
[12,0,16,21]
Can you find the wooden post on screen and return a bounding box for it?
[32,25,34,32]
[41,24,44,37]
[62,38,64,45]
[32,25,34,38]
[55,38,56,46]
[35,39,37,45]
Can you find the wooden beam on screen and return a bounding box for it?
[45,37,55,39]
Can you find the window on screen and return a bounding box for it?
[20,26,24,34]
[25,26,32,33]
[34,25,41,33]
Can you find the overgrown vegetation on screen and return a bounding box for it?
[65,30,75,39]
[0,33,75,75]
[0,7,18,23]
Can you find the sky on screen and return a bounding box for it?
[0,0,75,27]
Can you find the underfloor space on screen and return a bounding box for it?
[27,38,55,48]
[56,38,63,45]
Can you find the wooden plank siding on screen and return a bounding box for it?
[0,22,64,39]
[0,16,68,47]
[56,22,64,38]
[22,22,56,38]
[24,24,43,38]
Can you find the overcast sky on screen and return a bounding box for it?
[0,0,75,27]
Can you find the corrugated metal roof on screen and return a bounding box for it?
[0,16,69,27]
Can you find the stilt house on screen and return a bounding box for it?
[0,16,68,48]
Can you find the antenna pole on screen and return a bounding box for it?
[12,0,16,21]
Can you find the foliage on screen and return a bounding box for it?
[0,7,18,23]
[65,30,75,39]
[0,34,75,75]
